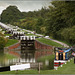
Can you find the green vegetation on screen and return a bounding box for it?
[26,33,35,36]
[0,58,75,74]
[1,1,75,45]
[4,34,12,36]
[57,39,72,46]
[60,26,75,45]
[14,17,37,30]
[50,36,71,46]
[5,39,18,47]
[0,1,75,74]
[5,53,17,59]
[1,6,22,23]
[40,59,75,74]
[37,55,55,70]
[0,36,6,50]
[36,38,62,47]
[0,70,38,74]
[26,33,39,37]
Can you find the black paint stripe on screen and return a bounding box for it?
[0,66,10,72]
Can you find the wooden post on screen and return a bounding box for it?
[38,63,40,74]
[74,57,75,64]
[63,52,65,60]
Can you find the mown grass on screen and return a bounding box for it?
[0,58,75,74]
[0,70,38,74]
[5,39,18,47]
[57,39,71,46]
[40,58,75,74]
[36,38,62,47]
[49,36,70,46]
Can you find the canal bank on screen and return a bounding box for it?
[3,37,55,71]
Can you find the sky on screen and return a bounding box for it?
[0,0,52,14]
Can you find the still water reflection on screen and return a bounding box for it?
[0,50,36,67]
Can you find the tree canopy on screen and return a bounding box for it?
[1,6,22,23]
[0,1,75,45]
[0,33,6,50]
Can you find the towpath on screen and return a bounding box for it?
[23,29,69,48]
[44,37,69,47]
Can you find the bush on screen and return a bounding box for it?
[0,37,6,50]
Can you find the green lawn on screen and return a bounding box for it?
[5,39,18,47]
[0,70,38,74]
[40,58,75,74]
[57,39,71,46]
[0,58,75,74]
[36,38,62,47]
[49,36,71,46]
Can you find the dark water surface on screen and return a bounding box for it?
[0,50,36,67]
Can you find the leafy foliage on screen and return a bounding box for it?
[1,1,75,45]
[0,36,6,50]
[1,6,22,23]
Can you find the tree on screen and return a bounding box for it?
[0,37,6,50]
[1,6,22,23]
[45,1,75,39]
[36,17,44,33]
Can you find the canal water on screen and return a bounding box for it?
[0,50,53,70]
[0,50,36,67]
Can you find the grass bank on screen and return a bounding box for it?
[49,36,71,46]
[5,39,18,47]
[57,39,71,46]
[40,58,75,74]
[36,38,62,47]
[0,70,38,74]
[0,58,75,74]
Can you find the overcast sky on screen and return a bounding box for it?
[0,0,52,14]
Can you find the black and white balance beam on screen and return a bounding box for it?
[0,63,30,72]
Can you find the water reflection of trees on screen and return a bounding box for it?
[0,50,36,67]
[0,51,7,66]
